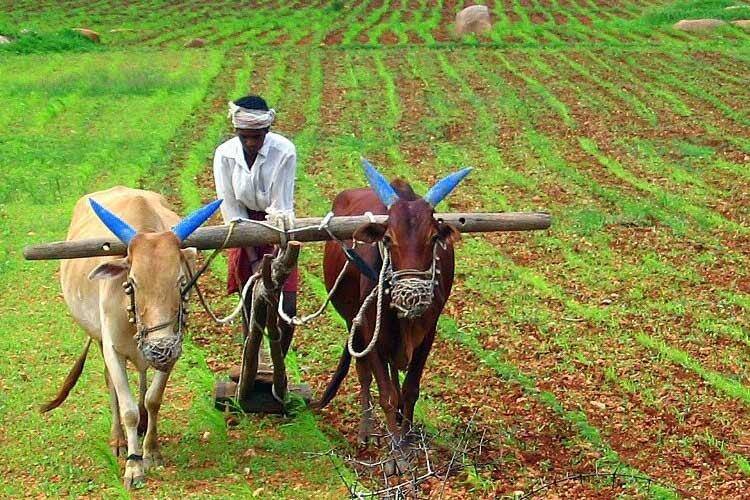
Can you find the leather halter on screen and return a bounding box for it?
[123,277,188,349]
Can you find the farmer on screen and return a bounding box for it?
[212,95,298,356]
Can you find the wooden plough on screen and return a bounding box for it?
[24,211,551,414]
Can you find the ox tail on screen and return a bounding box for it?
[40,337,92,413]
[311,343,352,410]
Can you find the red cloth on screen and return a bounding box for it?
[226,209,299,294]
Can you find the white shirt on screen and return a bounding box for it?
[212,132,296,222]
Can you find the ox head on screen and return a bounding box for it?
[87,198,222,371]
[354,159,470,318]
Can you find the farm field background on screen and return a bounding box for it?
[1,0,749,497]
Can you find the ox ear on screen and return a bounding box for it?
[172,199,223,242]
[437,223,461,245]
[353,223,387,244]
[423,167,472,208]
[180,247,197,270]
[88,258,130,281]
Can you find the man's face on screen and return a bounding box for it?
[236,128,268,156]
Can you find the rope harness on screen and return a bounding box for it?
[123,277,187,372]
[170,213,443,377]
[388,241,443,320]
[346,239,443,358]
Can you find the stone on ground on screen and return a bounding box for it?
[673,19,726,31]
[184,38,207,48]
[72,28,101,42]
[731,19,750,28]
[455,5,492,36]
[0,35,11,44]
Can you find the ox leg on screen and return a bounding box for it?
[102,342,144,489]
[137,370,148,436]
[355,359,376,446]
[390,363,403,426]
[143,369,170,471]
[105,368,126,457]
[401,334,435,442]
[369,352,410,476]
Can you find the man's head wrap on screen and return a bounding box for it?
[228,101,276,129]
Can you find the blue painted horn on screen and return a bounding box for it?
[362,158,399,208]
[172,199,223,242]
[89,198,137,245]
[423,167,472,208]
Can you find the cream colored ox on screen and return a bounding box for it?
[41,186,221,489]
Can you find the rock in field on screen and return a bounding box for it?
[0,35,11,44]
[732,19,750,28]
[673,19,726,31]
[455,5,492,36]
[184,37,207,48]
[72,28,101,43]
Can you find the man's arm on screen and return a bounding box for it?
[213,151,248,223]
[269,151,296,215]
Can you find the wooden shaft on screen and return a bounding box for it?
[236,243,300,407]
[237,279,266,401]
[23,212,551,260]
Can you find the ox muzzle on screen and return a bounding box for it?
[385,242,442,320]
[124,280,186,372]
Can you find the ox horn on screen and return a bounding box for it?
[423,167,473,208]
[362,158,399,208]
[88,198,137,245]
[172,199,223,242]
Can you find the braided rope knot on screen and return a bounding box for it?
[389,277,434,319]
[139,334,182,372]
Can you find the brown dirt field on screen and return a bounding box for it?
[379,30,399,44]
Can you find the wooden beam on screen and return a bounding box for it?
[23,212,551,260]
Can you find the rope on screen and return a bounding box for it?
[186,220,261,325]
[347,250,390,358]
[181,221,237,297]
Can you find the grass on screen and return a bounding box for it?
[2,0,750,497]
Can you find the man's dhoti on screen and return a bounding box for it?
[226,209,299,294]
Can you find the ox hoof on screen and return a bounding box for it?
[124,460,145,489]
[144,450,163,471]
[386,456,412,476]
[123,472,145,490]
[357,419,376,447]
[384,445,413,476]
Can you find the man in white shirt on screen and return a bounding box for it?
[213,95,298,356]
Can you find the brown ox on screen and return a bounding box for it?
[315,160,470,467]
[41,186,221,489]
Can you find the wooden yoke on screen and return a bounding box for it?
[23,212,552,260]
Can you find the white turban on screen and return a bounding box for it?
[228,101,276,129]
